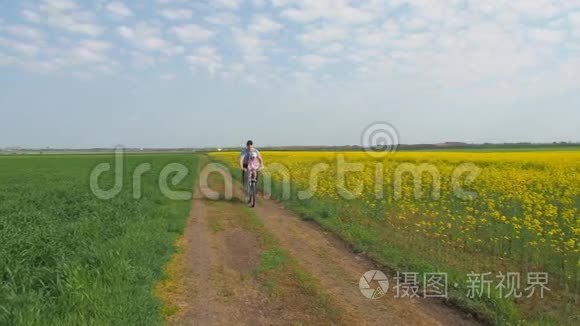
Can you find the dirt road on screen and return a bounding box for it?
[161,174,480,325]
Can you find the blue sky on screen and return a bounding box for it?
[1,0,579,148]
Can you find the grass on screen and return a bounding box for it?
[242,208,342,321]
[267,181,577,325]
[211,151,579,326]
[286,198,523,324]
[0,154,198,325]
[154,236,187,318]
[207,216,225,233]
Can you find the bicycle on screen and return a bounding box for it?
[244,167,258,208]
[243,151,262,208]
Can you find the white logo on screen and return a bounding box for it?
[359,270,389,299]
[360,122,400,158]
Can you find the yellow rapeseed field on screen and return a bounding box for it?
[211,151,579,289]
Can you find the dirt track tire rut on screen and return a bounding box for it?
[168,174,479,325]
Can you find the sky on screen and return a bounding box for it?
[0,0,579,148]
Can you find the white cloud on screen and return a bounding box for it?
[72,40,111,63]
[276,0,374,24]
[252,0,266,7]
[79,40,110,52]
[528,28,566,44]
[319,42,344,53]
[233,29,266,62]
[508,0,563,19]
[249,15,282,34]
[106,2,133,18]
[23,1,103,36]
[390,32,432,50]
[4,0,579,97]
[213,0,242,10]
[356,29,387,47]
[300,54,331,68]
[570,11,580,36]
[280,8,319,22]
[171,24,215,43]
[157,0,189,4]
[44,0,77,11]
[0,37,39,57]
[205,12,240,25]
[118,26,133,38]
[571,11,580,24]
[54,19,102,36]
[162,45,185,56]
[299,25,348,45]
[118,24,168,50]
[331,3,374,24]
[22,10,41,23]
[161,8,193,20]
[4,25,43,40]
[187,46,223,76]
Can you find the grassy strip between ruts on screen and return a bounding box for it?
[243,205,345,323]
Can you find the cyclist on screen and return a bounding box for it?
[240,140,264,183]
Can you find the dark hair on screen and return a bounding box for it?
[246,140,253,146]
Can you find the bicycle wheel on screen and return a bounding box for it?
[245,172,251,203]
[249,182,256,207]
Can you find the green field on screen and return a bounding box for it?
[0,154,198,324]
[2,150,578,325]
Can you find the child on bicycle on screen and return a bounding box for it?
[240,140,264,182]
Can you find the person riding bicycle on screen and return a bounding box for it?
[240,140,264,182]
